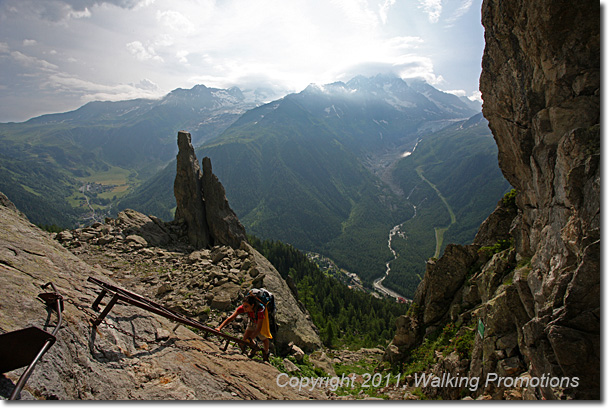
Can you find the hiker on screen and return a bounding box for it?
[216,295,272,361]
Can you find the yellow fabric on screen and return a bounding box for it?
[260,307,273,339]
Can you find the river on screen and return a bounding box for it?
[372,218,413,302]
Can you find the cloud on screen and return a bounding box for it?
[133,78,159,91]
[469,90,482,102]
[418,0,442,23]
[10,51,59,71]
[379,0,396,24]
[445,0,473,26]
[0,0,151,23]
[45,72,164,102]
[335,54,443,86]
[330,0,379,31]
[126,40,163,62]
[156,9,195,33]
[67,7,92,19]
[176,50,189,64]
[394,55,444,85]
[444,89,466,97]
[387,36,424,50]
[0,0,485,122]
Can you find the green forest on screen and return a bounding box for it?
[249,235,409,349]
[381,114,511,297]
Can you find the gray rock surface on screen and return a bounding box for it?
[480,0,599,400]
[116,209,172,247]
[385,0,599,400]
[174,130,212,249]
[0,198,325,400]
[173,131,246,249]
[201,156,247,249]
[54,208,322,356]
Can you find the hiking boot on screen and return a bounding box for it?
[262,351,270,362]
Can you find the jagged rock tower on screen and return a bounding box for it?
[174,131,247,249]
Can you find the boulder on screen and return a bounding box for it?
[210,293,232,310]
[125,234,147,248]
[289,343,305,362]
[116,209,171,247]
[57,231,74,243]
[244,243,322,353]
[309,352,336,377]
[283,359,300,373]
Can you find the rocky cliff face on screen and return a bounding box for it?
[480,0,600,400]
[385,0,599,400]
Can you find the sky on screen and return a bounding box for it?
[0,0,486,122]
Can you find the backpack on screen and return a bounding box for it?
[248,288,275,314]
[248,288,277,336]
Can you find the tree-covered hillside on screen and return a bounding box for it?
[249,236,409,348]
[381,113,511,297]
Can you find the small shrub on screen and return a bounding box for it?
[479,238,513,258]
[502,189,517,210]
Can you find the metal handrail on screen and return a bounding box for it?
[9,282,63,400]
[87,277,259,355]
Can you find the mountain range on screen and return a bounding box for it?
[0,74,507,298]
[120,74,507,297]
[0,84,274,226]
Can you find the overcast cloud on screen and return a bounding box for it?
[0,0,485,122]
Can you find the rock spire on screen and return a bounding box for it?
[174,131,247,249]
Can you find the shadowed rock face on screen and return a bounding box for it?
[385,0,599,400]
[201,157,247,250]
[174,131,211,249]
[480,0,599,399]
[174,131,246,249]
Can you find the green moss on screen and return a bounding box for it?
[402,321,476,376]
[516,257,531,268]
[479,238,514,258]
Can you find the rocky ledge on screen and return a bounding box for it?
[0,196,325,400]
[56,208,322,354]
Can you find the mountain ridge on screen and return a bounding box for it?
[0,74,504,300]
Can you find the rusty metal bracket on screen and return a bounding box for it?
[86,277,259,356]
[0,282,63,400]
